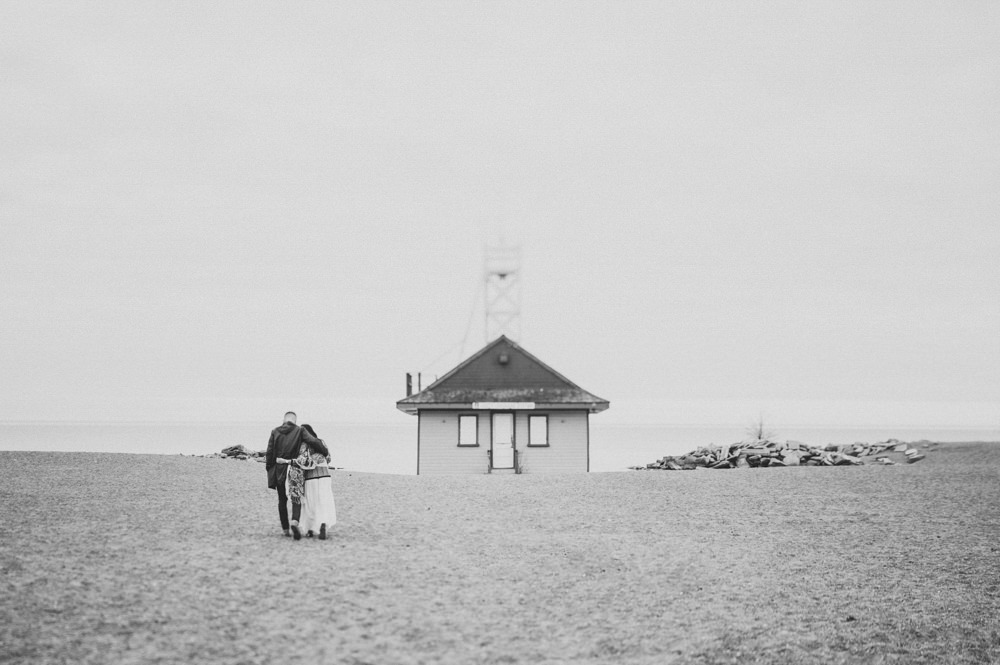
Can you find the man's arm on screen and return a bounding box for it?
[301,429,329,457]
[265,431,277,469]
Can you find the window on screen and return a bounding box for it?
[458,414,478,446]
[528,415,548,447]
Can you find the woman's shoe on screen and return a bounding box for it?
[319,523,327,540]
[290,521,302,540]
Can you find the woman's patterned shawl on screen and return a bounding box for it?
[288,441,328,502]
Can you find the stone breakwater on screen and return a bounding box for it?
[633,438,932,471]
[194,445,344,470]
[194,445,266,462]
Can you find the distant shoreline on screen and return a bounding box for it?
[1,439,997,461]
[1,419,997,430]
[2,422,997,474]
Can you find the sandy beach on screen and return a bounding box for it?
[2,443,998,664]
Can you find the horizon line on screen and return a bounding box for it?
[1,419,997,431]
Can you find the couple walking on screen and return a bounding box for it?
[265,411,337,540]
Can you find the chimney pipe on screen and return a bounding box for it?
[406,372,412,397]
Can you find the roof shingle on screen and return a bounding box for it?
[396,336,609,414]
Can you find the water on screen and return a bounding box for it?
[0,422,417,475]
[2,421,997,474]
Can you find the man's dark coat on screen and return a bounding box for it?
[265,422,328,489]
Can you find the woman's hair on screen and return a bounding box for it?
[302,423,318,438]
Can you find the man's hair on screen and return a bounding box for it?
[284,411,297,423]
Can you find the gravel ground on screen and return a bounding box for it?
[1,443,998,664]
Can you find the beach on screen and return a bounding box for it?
[2,443,998,664]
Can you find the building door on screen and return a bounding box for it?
[491,412,515,469]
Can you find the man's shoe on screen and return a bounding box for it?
[282,529,291,538]
[290,521,302,540]
[319,523,327,540]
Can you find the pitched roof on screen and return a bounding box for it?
[396,335,609,414]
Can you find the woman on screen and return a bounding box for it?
[298,424,337,539]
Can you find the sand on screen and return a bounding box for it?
[1,443,998,664]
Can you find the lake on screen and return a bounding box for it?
[2,421,996,474]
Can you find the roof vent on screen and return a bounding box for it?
[497,353,509,365]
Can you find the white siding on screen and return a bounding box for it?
[418,411,489,475]
[417,409,590,475]
[516,410,589,474]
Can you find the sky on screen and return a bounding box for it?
[2,2,998,428]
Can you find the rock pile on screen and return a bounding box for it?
[199,445,266,462]
[632,438,929,471]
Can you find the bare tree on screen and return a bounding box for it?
[747,413,776,442]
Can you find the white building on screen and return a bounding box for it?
[396,336,610,474]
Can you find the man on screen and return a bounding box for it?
[266,411,328,538]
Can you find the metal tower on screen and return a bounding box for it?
[484,241,521,342]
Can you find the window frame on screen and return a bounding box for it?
[457,413,479,447]
[527,414,550,447]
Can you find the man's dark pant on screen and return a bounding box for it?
[277,480,290,530]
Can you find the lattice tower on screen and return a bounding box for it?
[484,242,521,343]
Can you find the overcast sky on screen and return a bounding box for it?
[3,2,998,428]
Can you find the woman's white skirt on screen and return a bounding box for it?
[301,475,337,533]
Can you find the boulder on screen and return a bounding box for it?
[634,438,931,471]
